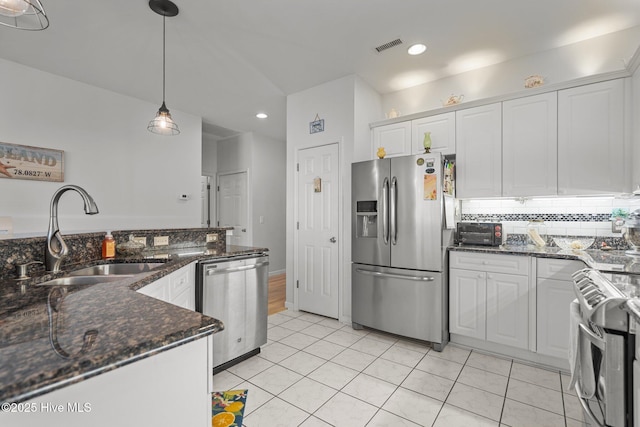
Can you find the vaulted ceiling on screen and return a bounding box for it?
[1,0,639,141]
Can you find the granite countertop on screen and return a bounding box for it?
[449,244,640,274]
[0,245,267,404]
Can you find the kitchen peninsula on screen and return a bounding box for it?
[0,227,267,426]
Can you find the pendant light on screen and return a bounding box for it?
[0,0,48,30]
[147,0,180,136]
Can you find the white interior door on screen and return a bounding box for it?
[217,171,250,246]
[296,144,340,318]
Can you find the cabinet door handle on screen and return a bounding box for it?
[487,274,492,279]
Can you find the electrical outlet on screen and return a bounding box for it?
[132,236,147,246]
[153,236,169,246]
[206,233,218,242]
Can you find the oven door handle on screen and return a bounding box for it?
[574,383,606,427]
[578,323,605,350]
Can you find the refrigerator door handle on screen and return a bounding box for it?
[355,267,435,282]
[382,177,389,244]
[390,176,398,245]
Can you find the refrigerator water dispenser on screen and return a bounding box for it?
[356,200,377,238]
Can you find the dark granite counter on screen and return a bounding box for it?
[0,244,267,404]
[449,244,640,274]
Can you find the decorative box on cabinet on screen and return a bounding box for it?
[502,92,558,197]
[411,112,455,155]
[558,79,627,195]
[372,122,411,158]
[449,252,529,350]
[455,103,502,198]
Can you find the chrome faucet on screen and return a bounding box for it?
[45,185,99,272]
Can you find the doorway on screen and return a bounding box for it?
[296,143,340,319]
[217,170,251,246]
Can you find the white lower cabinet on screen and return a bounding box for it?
[449,268,486,340]
[449,251,586,369]
[138,262,195,310]
[2,336,213,427]
[449,252,529,350]
[486,272,529,349]
[536,258,585,359]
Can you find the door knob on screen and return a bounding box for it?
[330,237,337,243]
[241,228,247,232]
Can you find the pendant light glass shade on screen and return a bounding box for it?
[147,0,180,136]
[0,0,48,30]
[148,102,180,135]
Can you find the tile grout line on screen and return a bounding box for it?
[498,359,514,427]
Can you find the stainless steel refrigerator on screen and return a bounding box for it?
[351,153,451,351]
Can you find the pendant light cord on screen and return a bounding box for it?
[162,15,166,103]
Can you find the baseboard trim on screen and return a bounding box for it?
[269,269,285,276]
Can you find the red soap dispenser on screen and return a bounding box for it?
[102,231,115,259]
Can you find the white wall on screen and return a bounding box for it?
[252,133,286,274]
[382,26,640,120]
[286,75,380,322]
[632,52,640,190]
[201,133,218,227]
[0,58,203,236]
[216,132,286,273]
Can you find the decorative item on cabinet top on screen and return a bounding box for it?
[423,132,432,153]
[385,108,401,119]
[524,74,545,88]
[376,147,386,159]
[442,94,464,106]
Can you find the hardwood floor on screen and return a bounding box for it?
[267,273,286,315]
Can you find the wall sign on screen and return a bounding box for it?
[309,114,324,134]
[0,142,64,182]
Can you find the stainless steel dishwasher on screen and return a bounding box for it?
[196,253,269,372]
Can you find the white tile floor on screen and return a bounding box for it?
[213,309,590,427]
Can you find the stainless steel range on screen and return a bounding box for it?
[570,268,636,427]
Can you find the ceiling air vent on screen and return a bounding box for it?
[374,38,403,53]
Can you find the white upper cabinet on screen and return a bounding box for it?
[503,92,558,197]
[455,103,502,198]
[558,79,626,195]
[372,121,411,158]
[411,112,456,155]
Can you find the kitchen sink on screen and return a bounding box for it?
[68,262,164,276]
[37,275,129,286]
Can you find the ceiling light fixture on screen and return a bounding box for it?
[147,0,180,136]
[407,43,427,55]
[0,0,48,30]
[256,113,268,119]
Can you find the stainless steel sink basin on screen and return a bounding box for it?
[68,262,164,276]
[37,275,129,286]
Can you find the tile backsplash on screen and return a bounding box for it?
[460,196,640,239]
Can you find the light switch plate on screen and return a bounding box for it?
[206,234,218,242]
[154,236,169,246]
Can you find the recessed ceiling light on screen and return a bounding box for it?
[408,43,427,55]
[256,113,268,119]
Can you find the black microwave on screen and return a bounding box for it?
[456,222,502,246]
